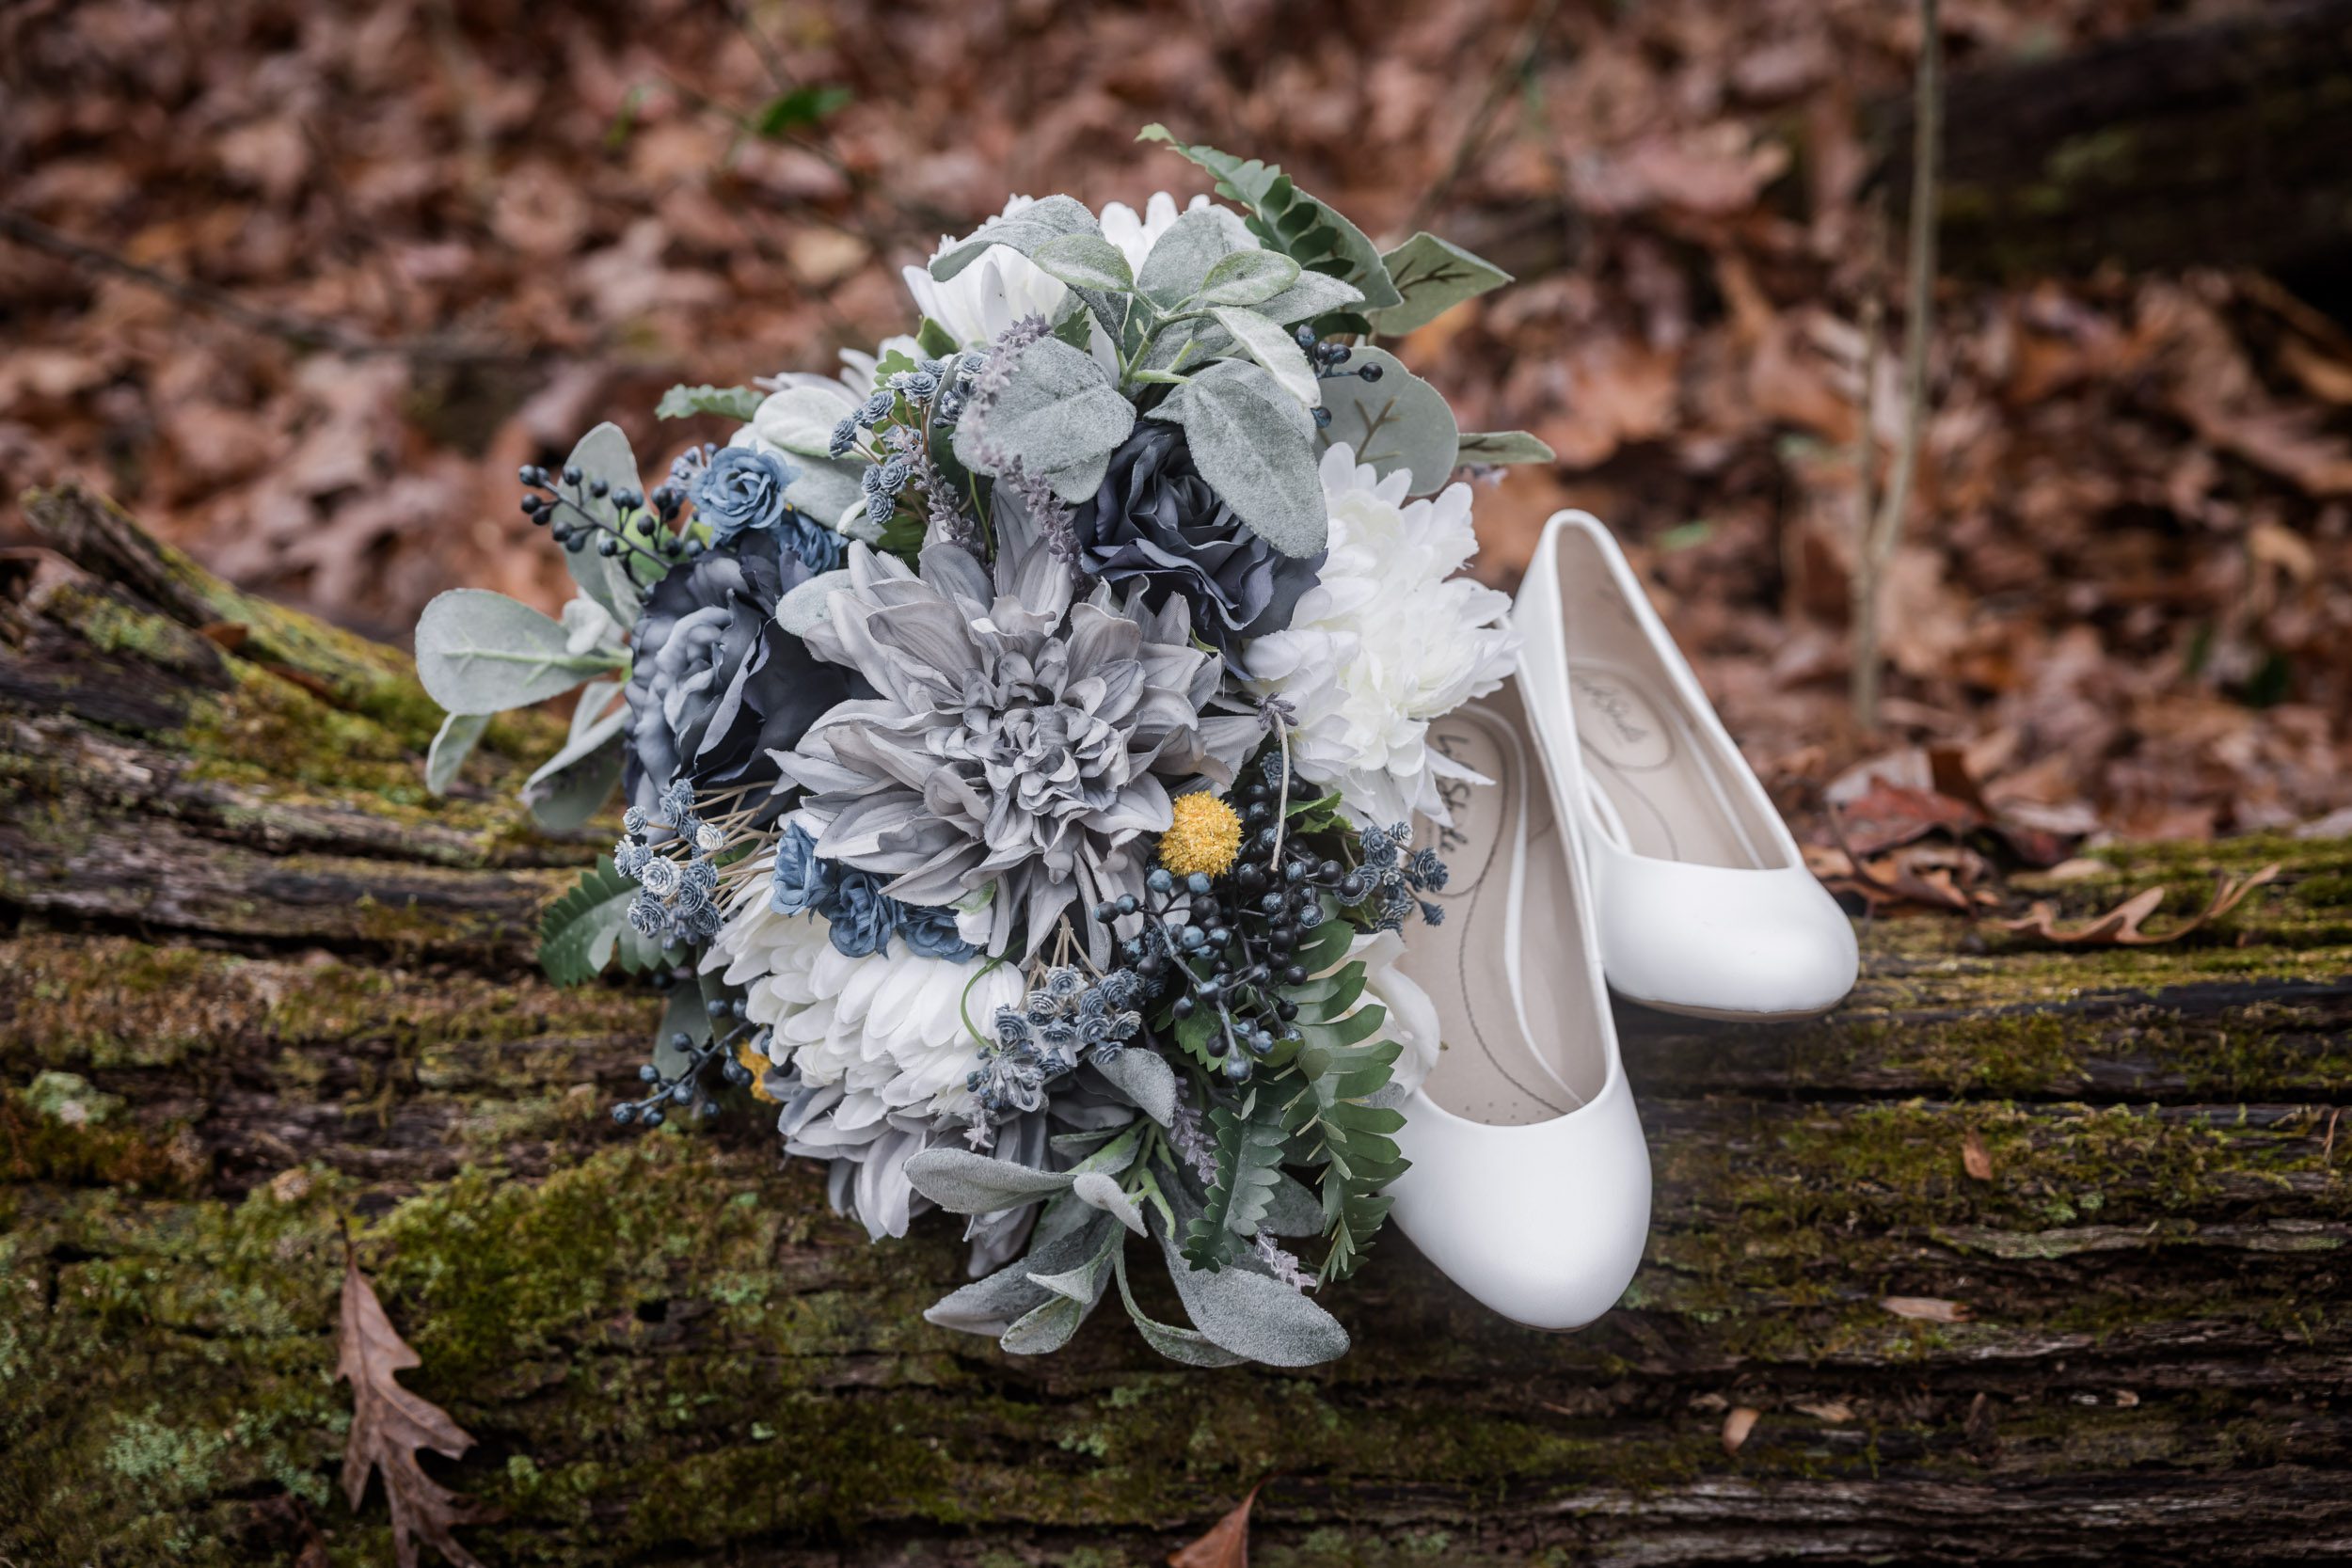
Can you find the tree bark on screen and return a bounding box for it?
[3,483,2348,1566]
[1870,0,2352,288]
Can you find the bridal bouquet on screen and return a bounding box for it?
[412,128,1550,1368]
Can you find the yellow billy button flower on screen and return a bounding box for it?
[738,1038,777,1104]
[1159,791,1244,879]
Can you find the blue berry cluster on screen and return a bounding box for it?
[969,966,1145,1118]
[1295,326,1385,431]
[611,979,763,1129]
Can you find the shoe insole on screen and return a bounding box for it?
[1405,679,1606,1125]
[1553,531,1786,872]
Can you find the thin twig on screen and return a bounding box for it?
[1851,0,1942,729]
[1404,0,1562,234]
[0,208,547,366]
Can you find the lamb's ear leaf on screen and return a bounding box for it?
[423,712,489,796]
[656,383,762,421]
[1136,126,1402,310]
[1134,206,1256,313]
[929,193,1100,281]
[1255,269,1366,325]
[1315,347,1460,496]
[1147,360,1326,557]
[903,1148,1080,1214]
[1366,231,1512,335]
[1198,247,1301,308]
[1149,1184,1350,1367]
[950,336,1135,503]
[1455,430,1557,467]
[1071,1171,1149,1237]
[1030,231,1136,294]
[1112,1248,1248,1368]
[1093,1049,1178,1127]
[1210,307,1321,408]
[414,590,616,716]
[521,684,627,831]
[752,386,853,459]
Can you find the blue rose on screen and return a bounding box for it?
[770,822,838,916]
[692,447,849,572]
[820,868,896,958]
[898,902,977,961]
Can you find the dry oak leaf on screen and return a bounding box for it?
[1999,864,2281,948]
[1962,1128,1994,1182]
[1170,1482,1261,1568]
[338,1248,493,1568]
[1722,1406,1760,1455]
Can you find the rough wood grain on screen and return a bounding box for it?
[4,483,2347,1566]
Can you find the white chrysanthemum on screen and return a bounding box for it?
[706,867,1024,1137]
[1098,190,1216,275]
[903,191,1227,352]
[1242,445,1518,828]
[903,195,1075,350]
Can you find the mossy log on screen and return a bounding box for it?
[5,482,2349,1567]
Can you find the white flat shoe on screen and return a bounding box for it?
[1518,512,1858,1021]
[1389,677,1651,1331]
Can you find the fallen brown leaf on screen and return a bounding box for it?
[1170,1483,1260,1568]
[338,1243,492,1568]
[1999,864,2281,947]
[1962,1128,1994,1181]
[1881,1295,1971,1323]
[1794,1400,1855,1423]
[1722,1406,1760,1455]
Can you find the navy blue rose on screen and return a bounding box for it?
[769,822,838,916]
[772,821,977,961]
[897,902,977,961]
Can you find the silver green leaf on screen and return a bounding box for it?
[1111,1248,1247,1368]
[751,384,854,458]
[951,335,1136,504]
[929,194,1099,281]
[1029,231,1135,293]
[1455,429,1558,467]
[903,1148,1080,1214]
[655,383,762,421]
[1316,346,1460,496]
[1071,1171,1148,1237]
[1210,307,1321,408]
[521,681,627,831]
[1150,1191,1350,1367]
[1134,207,1257,312]
[1255,269,1368,325]
[1261,1172,1325,1238]
[1367,231,1513,336]
[414,589,617,716]
[424,711,487,796]
[775,568,850,636]
[1198,248,1301,307]
[1148,359,1327,557]
[1093,1048,1177,1126]
[559,422,654,620]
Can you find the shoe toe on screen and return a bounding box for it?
[1597,856,1857,1019]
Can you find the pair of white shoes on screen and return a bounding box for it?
[1387,512,1858,1330]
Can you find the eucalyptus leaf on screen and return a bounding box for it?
[1029,231,1135,293]
[903,1148,1079,1214]
[1316,347,1460,496]
[656,383,762,421]
[1455,429,1558,467]
[1092,1049,1177,1127]
[414,590,616,716]
[752,385,854,458]
[423,711,488,796]
[1148,359,1327,557]
[1198,248,1301,307]
[521,684,627,831]
[929,194,1099,281]
[951,335,1136,504]
[1134,207,1256,313]
[559,422,655,619]
[1210,307,1321,408]
[1367,231,1512,335]
[1071,1171,1147,1237]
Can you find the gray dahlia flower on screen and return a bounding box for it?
[777,498,1256,962]
[1072,423,1324,661]
[623,530,854,820]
